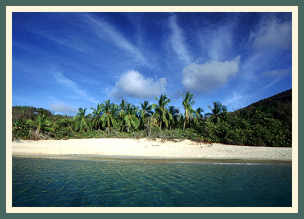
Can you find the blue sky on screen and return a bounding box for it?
[12,12,292,115]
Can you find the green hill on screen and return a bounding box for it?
[236,89,291,121]
[229,89,292,146]
[235,89,291,131]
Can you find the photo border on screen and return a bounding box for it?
[1,1,302,217]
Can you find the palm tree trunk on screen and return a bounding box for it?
[35,128,40,139]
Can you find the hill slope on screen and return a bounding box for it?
[228,89,292,147]
[235,89,291,127]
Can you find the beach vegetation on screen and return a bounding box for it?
[12,89,292,147]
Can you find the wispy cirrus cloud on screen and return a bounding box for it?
[249,16,291,51]
[83,14,147,65]
[262,68,291,90]
[54,72,97,104]
[237,14,291,91]
[206,24,235,61]
[168,14,192,64]
[263,68,290,77]
[36,32,91,53]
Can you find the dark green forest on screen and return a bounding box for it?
[12,89,292,147]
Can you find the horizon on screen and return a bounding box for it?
[12,12,292,115]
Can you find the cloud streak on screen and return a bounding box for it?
[54,72,97,104]
[168,14,192,64]
[262,68,291,90]
[38,32,90,53]
[250,16,291,51]
[83,14,147,65]
[263,68,290,77]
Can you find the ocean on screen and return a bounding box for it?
[12,156,292,207]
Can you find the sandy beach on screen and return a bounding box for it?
[11,138,292,162]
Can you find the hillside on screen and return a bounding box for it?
[235,89,292,129]
[228,89,292,147]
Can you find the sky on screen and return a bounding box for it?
[12,12,292,115]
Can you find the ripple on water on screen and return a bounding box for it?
[12,157,292,207]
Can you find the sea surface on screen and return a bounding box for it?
[12,156,292,207]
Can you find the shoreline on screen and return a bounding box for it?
[12,154,292,164]
[12,138,292,162]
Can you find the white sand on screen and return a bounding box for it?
[12,138,292,162]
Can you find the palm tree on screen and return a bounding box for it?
[33,113,54,138]
[118,99,127,132]
[117,100,139,133]
[168,106,180,129]
[195,107,204,119]
[53,117,73,138]
[140,101,153,130]
[206,102,227,124]
[74,108,89,132]
[152,94,171,130]
[193,107,204,127]
[100,100,117,134]
[123,103,140,133]
[91,103,103,130]
[182,91,195,130]
[119,99,126,115]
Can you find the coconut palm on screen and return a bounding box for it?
[140,101,153,130]
[53,117,73,138]
[91,103,103,130]
[117,99,127,132]
[168,106,180,129]
[152,94,171,130]
[193,107,204,127]
[100,100,117,134]
[32,113,54,138]
[119,99,126,116]
[206,102,227,124]
[74,108,89,132]
[182,91,195,130]
[122,103,140,133]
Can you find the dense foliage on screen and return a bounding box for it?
[12,90,292,147]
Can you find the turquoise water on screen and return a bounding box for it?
[12,157,292,207]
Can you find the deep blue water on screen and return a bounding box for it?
[12,157,292,207]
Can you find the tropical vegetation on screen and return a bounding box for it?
[12,89,292,147]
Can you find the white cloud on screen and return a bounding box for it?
[110,70,167,99]
[54,72,97,104]
[182,56,240,93]
[84,14,146,65]
[49,103,77,115]
[168,14,192,64]
[250,16,291,51]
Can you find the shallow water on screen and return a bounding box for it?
[12,156,292,207]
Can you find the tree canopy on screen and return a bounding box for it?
[12,89,292,147]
